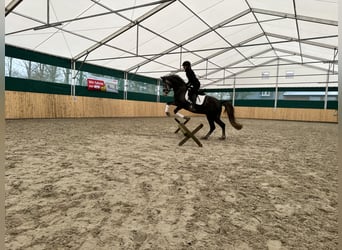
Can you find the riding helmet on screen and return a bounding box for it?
[182,61,191,67]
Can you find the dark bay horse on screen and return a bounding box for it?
[161,74,242,140]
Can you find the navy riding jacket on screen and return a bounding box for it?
[185,68,200,90]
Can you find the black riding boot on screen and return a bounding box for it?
[189,94,196,110]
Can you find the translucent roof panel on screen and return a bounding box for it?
[298,21,337,41]
[208,49,246,68]
[248,50,278,65]
[99,0,160,20]
[5,7,44,34]
[140,1,208,45]
[5,0,338,89]
[182,0,249,26]
[238,45,273,61]
[247,0,294,14]
[301,43,336,61]
[217,23,262,45]
[94,56,151,72]
[183,32,228,54]
[296,0,338,21]
[256,15,298,38]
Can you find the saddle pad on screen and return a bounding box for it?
[185,90,206,105]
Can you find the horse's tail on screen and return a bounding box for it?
[221,101,243,130]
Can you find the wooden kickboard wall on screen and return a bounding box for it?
[5,91,338,123]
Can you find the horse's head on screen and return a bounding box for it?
[161,76,173,96]
[161,74,186,96]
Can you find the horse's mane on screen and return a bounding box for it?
[165,74,186,86]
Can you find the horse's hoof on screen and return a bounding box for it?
[201,136,209,140]
[219,136,226,140]
[184,116,190,121]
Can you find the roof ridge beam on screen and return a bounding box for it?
[178,1,255,66]
[170,33,265,76]
[244,0,279,58]
[73,0,176,61]
[200,47,274,81]
[274,48,338,64]
[266,32,337,50]
[197,33,265,64]
[206,56,337,87]
[204,58,278,86]
[280,58,333,72]
[252,8,337,26]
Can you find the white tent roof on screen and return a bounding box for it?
[5,0,338,88]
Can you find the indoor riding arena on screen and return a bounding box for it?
[4,1,338,250]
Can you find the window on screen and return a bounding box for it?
[285,71,295,79]
[261,71,270,79]
[260,91,271,97]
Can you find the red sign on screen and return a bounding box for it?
[87,78,105,91]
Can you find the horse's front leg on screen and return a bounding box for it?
[165,102,172,117]
[174,106,190,121]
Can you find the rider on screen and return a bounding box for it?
[182,61,200,110]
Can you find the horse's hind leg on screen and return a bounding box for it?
[214,117,226,140]
[202,115,215,140]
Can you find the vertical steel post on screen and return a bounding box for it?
[223,68,226,85]
[324,50,337,109]
[124,72,128,100]
[47,0,50,24]
[179,46,183,69]
[274,58,280,108]
[324,63,331,110]
[71,60,76,100]
[232,75,236,106]
[157,80,160,102]
[222,69,226,100]
[136,23,139,55]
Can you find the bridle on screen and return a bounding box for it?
[162,77,172,96]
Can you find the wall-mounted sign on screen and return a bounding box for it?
[87,78,118,93]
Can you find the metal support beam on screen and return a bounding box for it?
[274,58,280,108]
[232,76,236,106]
[205,58,278,86]
[74,0,176,61]
[275,48,338,66]
[324,49,337,109]
[156,80,160,102]
[244,0,279,58]
[201,47,274,80]
[168,33,265,79]
[5,0,22,16]
[124,72,128,100]
[252,8,338,26]
[324,66,331,109]
[292,0,304,64]
[47,0,50,24]
[179,46,183,69]
[71,60,76,100]
[179,1,255,66]
[265,33,337,50]
[125,8,251,72]
[136,24,139,55]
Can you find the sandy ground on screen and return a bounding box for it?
[5,117,338,250]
